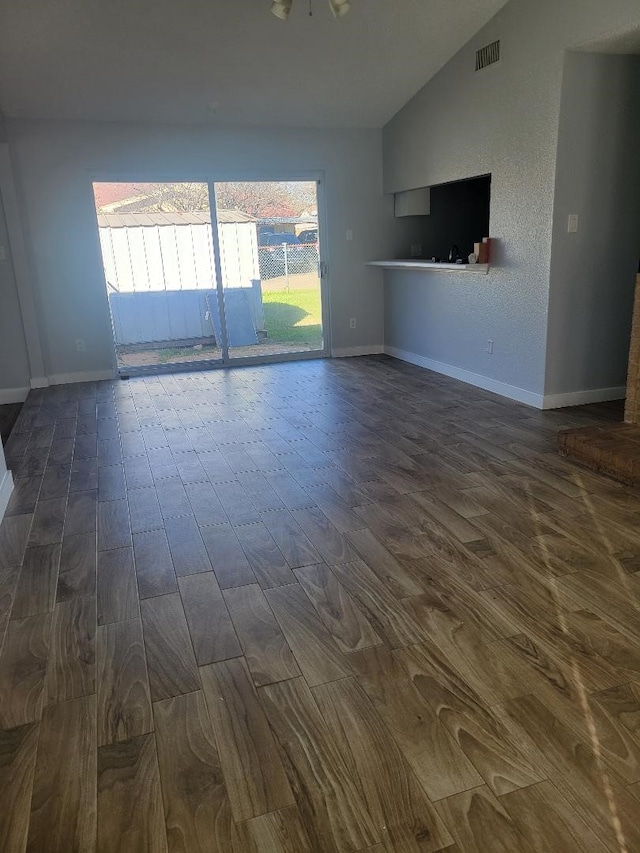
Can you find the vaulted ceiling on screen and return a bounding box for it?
[0,0,509,127]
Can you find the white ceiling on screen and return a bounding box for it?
[0,0,509,128]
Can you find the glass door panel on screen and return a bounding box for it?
[92,182,224,373]
[212,180,324,361]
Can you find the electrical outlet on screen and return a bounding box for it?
[567,214,579,233]
[349,318,357,330]
[0,246,6,261]
[346,229,353,242]
[76,338,86,352]
[410,244,422,258]
[487,339,494,355]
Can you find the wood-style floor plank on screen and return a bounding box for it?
[501,779,609,853]
[133,529,178,599]
[154,691,230,853]
[260,509,323,569]
[395,641,544,797]
[294,563,382,653]
[332,560,426,649]
[98,498,131,552]
[64,490,97,538]
[350,644,483,801]
[97,618,153,746]
[11,543,61,619]
[260,676,379,853]
[265,583,352,686]
[5,477,41,519]
[244,806,314,853]
[0,513,33,569]
[291,506,360,566]
[200,523,256,589]
[303,484,368,533]
[502,693,640,853]
[140,593,200,702]
[235,521,296,589]
[0,613,51,728]
[164,515,212,577]
[97,546,138,625]
[200,656,294,822]
[127,486,163,535]
[178,572,242,665]
[0,722,39,853]
[27,695,97,853]
[434,785,535,853]
[27,497,66,548]
[313,676,454,852]
[46,595,96,704]
[56,532,97,603]
[224,583,301,686]
[97,733,167,853]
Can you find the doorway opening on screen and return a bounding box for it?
[92,179,327,374]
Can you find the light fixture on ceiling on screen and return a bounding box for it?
[270,0,351,20]
[270,0,293,20]
[328,0,351,17]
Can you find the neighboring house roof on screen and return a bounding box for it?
[93,183,147,209]
[97,210,257,227]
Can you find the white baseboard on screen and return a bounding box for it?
[47,369,116,386]
[0,469,14,523]
[384,346,545,408]
[542,386,626,410]
[0,386,30,404]
[30,376,50,389]
[332,345,385,358]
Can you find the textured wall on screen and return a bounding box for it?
[545,52,640,396]
[8,120,393,378]
[383,0,640,399]
[0,181,31,395]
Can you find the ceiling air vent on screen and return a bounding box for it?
[475,40,500,71]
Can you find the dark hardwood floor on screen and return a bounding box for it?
[0,354,638,852]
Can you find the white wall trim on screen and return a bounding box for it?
[542,386,626,410]
[0,469,14,523]
[384,345,545,408]
[0,370,114,403]
[332,345,385,358]
[0,386,30,404]
[30,376,49,389]
[47,369,116,386]
[0,143,46,380]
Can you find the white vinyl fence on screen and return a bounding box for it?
[97,211,259,293]
[97,211,263,348]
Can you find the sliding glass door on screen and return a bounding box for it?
[93,178,327,373]
[92,182,224,373]
[212,180,325,362]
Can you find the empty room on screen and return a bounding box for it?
[2,0,640,851]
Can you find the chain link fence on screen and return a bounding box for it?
[259,242,319,281]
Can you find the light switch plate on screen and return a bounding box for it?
[567,214,579,233]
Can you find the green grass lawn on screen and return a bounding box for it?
[262,288,323,348]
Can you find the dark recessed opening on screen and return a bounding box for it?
[420,174,491,261]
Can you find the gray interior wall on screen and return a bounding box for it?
[544,52,640,396]
[7,119,391,379]
[382,0,640,398]
[0,187,31,393]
